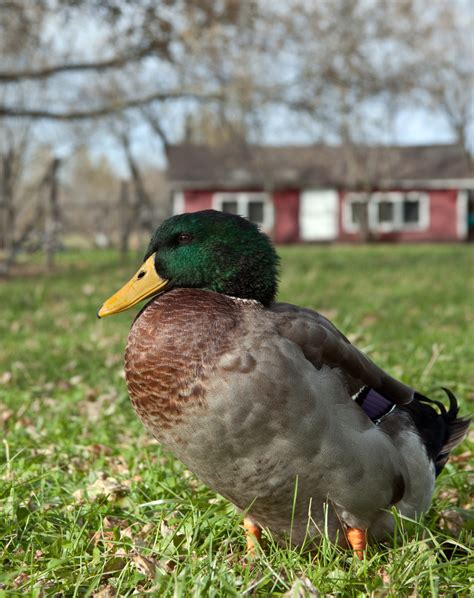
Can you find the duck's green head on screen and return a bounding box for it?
[98,210,279,317]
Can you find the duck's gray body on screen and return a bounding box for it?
[125,288,466,547]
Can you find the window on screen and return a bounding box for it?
[248,201,264,224]
[221,199,238,215]
[344,193,369,231]
[344,192,429,232]
[350,200,367,225]
[213,192,273,229]
[402,199,419,224]
[378,201,394,224]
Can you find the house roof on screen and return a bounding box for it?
[167,143,474,190]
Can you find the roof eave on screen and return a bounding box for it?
[169,177,474,191]
[168,179,303,191]
[379,178,474,189]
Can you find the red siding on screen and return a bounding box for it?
[182,187,461,243]
[183,188,301,244]
[339,189,460,242]
[184,190,213,212]
[428,190,458,240]
[273,190,300,243]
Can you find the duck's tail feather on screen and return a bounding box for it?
[407,388,470,476]
[356,386,470,475]
[433,388,471,473]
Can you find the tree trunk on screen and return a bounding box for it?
[358,200,371,243]
[119,132,155,252]
[118,179,132,256]
[128,156,154,237]
[44,158,61,270]
[0,150,15,253]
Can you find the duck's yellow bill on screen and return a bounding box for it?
[97,253,168,318]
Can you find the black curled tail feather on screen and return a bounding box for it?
[434,388,471,473]
[403,388,470,476]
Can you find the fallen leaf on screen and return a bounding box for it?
[0,404,14,424]
[320,308,338,321]
[208,497,222,505]
[56,380,71,391]
[87,443,113,457]
[438,487,461,505]
[131,553,157,579]
[10,321,21,333]
[120,526,135,541]
[91,530,115,550]
[82,283,96,296]
[439,509,471,535]
[140,522,155,537]
[449,451,471,464]
[0,372,12,385]
[378,567,391,586]
[361,314,379,327]
[160,520,173,537]
[74,472,130,504]
[103,516,130,530]
[105,354,121,368]
[161,558,177,573]
[30,447,54,457]
[13,572,29,588]
[92,585,117,598]
[106,458,130,479]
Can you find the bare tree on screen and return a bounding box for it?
[0,142,55,275]
[0,0,471,256]
[61,146,119,248]
[119,130,154,238]
[415,0,473,159]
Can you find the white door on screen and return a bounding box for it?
[300,189,339,241]
[172,191,184,215]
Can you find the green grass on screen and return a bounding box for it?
[0,245,472,596]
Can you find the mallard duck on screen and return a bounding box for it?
[98,209,469,556]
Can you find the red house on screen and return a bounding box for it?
[167,143,474,243]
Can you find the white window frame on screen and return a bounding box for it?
[213,192,274,229]
[456,190,468,240]
[343,192,429,233]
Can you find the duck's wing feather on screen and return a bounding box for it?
[270,302,414,405]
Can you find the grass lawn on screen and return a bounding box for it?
[0,245,472,596]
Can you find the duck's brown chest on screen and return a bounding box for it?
[124,289,241,434]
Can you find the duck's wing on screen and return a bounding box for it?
[270,302,414,406]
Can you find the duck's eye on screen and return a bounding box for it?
[177,232,193,245]
[137,271,146,280]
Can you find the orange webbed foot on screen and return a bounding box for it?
[346,526,367,559]
[243,517,261,557]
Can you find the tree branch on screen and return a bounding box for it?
[140,108,170,152]
[0,42,163,83]
[0,90,221,121]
